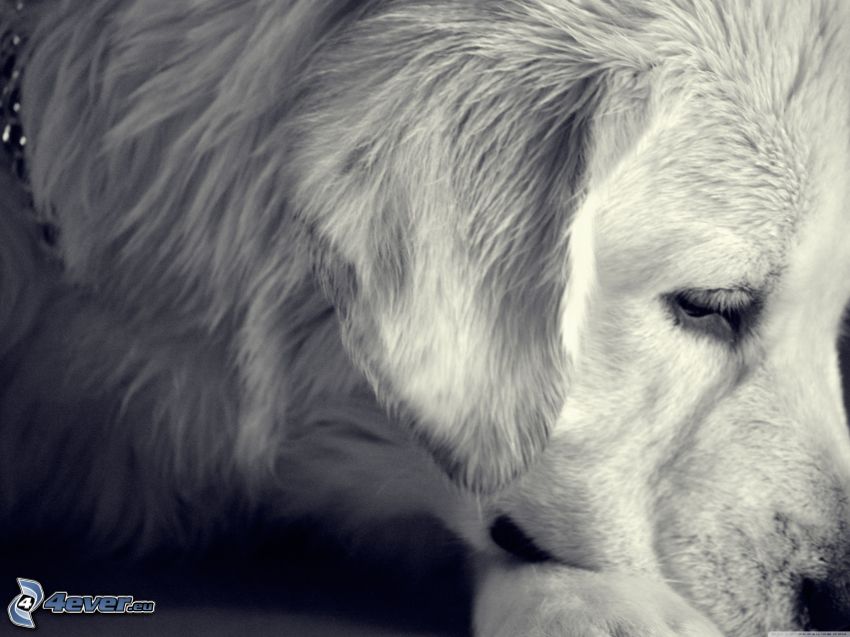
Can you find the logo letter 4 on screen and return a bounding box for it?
[7,578,44,629]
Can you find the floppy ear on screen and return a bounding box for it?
[289,5,603,492]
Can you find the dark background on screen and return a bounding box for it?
[1,518,471,636]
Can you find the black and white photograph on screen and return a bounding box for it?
[1,0,849,635]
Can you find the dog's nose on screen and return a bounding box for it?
[802,574,850,630]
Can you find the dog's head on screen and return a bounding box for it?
[290,0,850,632]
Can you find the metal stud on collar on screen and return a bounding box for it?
[1,0,27,187]
[2,0,60,248]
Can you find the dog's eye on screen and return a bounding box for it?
[668,289,752,342]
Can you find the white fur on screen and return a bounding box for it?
[2,1,850,636]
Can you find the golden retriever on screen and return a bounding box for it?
[1,0,849,634]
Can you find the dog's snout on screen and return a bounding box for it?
[489,515,553,563]
[802,574,850,630]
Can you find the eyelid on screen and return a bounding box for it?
[681,287,757,311]
[667,286,762,344]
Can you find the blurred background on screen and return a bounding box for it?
[1,516,471,636]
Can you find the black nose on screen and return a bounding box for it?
[489,515,553,563]
[802,575,850,630]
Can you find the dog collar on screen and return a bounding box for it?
[1,0,27,188]
[2,0,61,248]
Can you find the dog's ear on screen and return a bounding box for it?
[289,7,603,492]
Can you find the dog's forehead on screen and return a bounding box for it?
[590,7,850,300]
[591,112,801,295]
[594,112,850,302]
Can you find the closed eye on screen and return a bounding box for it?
[666,288,758,343]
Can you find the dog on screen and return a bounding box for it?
[1,0,850,634]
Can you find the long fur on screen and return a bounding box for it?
[3,1,850,635]
[20,0,616,492]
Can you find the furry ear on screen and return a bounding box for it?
[289,5,605,492]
